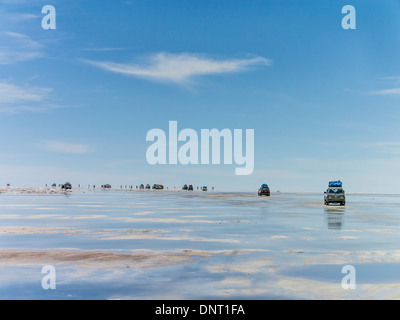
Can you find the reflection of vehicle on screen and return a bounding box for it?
[324,181,345,206]
[153,184,164,190]
[139,184,144,189]
[188,185,193,191]
[258,184,270,196]
[145,184,150,189]
[62,182,72,190]
[202,186,207,191]
[182,184,188,190]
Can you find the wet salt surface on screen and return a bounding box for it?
[1,190,400,299]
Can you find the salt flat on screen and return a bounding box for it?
[0,189,399,299]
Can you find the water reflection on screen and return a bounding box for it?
[324,206,345,230]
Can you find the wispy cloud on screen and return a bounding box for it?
[83,52,272,84]
[0,31,43,64]
[82,48,126,52]
[38,140,95,154]
[370,88,400,96]
[0,81,69,114]
[369,76,400,95]
[380,76,400,82]
[0,81,51,104]
[363,141,400,155]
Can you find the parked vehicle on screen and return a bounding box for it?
[145,184,151,189]
[62,182,72,190]
[103,184,111,189]
[182,184,188,190]
[258,184,270,196]
[188,185,193,191]
[324,181,345,206]
[139,184,145,189]
[202,186,207,191]
[153,184,164,190]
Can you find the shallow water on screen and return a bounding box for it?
[0,190,400,299]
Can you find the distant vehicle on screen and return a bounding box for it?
[62,182,72,190]
[182,184,188,190]
[153,184,164,190]
[145,184,151,189]
[258,184,270,196]
[188,185,193,191]
[139,184,144,189]
[324,181,345,206]
[51,183,56,188]
[202,186,207,191]
[103,184,111,189]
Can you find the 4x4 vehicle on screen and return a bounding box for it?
[202,186,207,191]
[145,184,151,189]
[62,182,72,190]
[139,184,144,189]
[258,184,270,196]
[182,184,188,190]
[188,185,193,191]
[324,181,345,206]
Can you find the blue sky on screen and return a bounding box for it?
[1,0,400,192]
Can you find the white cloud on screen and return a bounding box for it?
[0,81,72,114]
[83,52,272,84]
[370,88,400,95]
[0,31,43,64]
[38,140,94,154]
[4,31,41,48]
[82,48,126,52]
[363,141,400,155]
[0,82,51,104]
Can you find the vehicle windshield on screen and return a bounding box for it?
[328,188,344,194]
